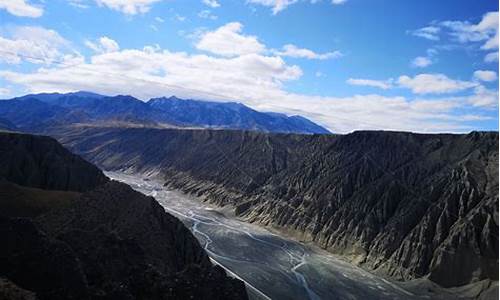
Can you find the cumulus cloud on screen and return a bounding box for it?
[0,0,43,17]
[85,36,120,53]
[484,51,499,62]
[398,74,477,94]
[332,0,347,4]
[0,26,75,65]
[467,85,498,108]
[94,0,163,15]
[411,56,432,68]
[196,22,341,61]
[273,44,342,60]
[0,27,494,133]
[473,70,497,82]
[440,11,499,51]
[196,22,266,57]
[346,78,393,90]
[202,0,220,8]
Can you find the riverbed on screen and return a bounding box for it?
[106,171,464,300]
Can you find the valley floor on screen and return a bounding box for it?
[106,171,487,300]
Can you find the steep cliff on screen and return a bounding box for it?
[57,126,499,289]
[0,131,248,299]
[0,132,108,192]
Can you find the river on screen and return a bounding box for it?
[106,171,461,300]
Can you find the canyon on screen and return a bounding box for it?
[52,125,498,296]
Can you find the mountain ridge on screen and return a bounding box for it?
[1,92,330,134]
[54,126,498,291]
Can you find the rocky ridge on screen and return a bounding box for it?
[0,131,247,300]
[56,126,499,290]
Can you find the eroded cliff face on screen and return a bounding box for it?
[0,131,248,300]
[56,127,498,289]
[0,132,108,192]
[35,181,247,300]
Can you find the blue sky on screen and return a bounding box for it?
[0,0,498,133]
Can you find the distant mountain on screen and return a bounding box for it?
[0,117,16,131]
[149,96,330,134]
[0,92,330,134]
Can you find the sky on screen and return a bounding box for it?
[0,0,498,133]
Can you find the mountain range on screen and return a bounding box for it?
[1,90,498,299]
[0,92,330,134]
[55,126,499,295]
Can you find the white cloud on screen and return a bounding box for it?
[68,0,89,9]
[155,16,164,22]
[0,27,495,133]
[174,14,187,21]
[410,26,440,41]
[441,11,498,50]
[197,10,217,20]
[273,44,342,60]
[94,0,162,15]
[411,56,432,68]
[346,78,393,90]
[0,26,73,65]
[411,48,437,68]
[398,74,477,94]
[196,22,265,57]
[0,87,10,96]
[412,12,499,64]
[85,36,120,53]
[467,85,498,108]
[3,48,486,132]
[247,0,346,14]
[196,23,340,61]
[0,46,302,106]
[484,51,499,62]
[202,0,220,8]
[473,70,497,82]
[0,0,43,17]
[247,0,298,15]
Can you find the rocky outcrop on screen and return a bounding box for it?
[36,181,247,299]
[0,278,37,300]
[57,126,498,289]
[0,131,248,299]
[0,217,89,300]
[0,132,108,192]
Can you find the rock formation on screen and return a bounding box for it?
[57,126,498,290]
[0,131,248,300]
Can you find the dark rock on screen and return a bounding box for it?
[0,217,90,300]
[36,181,247,300]
[0,132,108,192]
[57,126,498,289]
[0,278,37,300]
[0,132,248,300]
